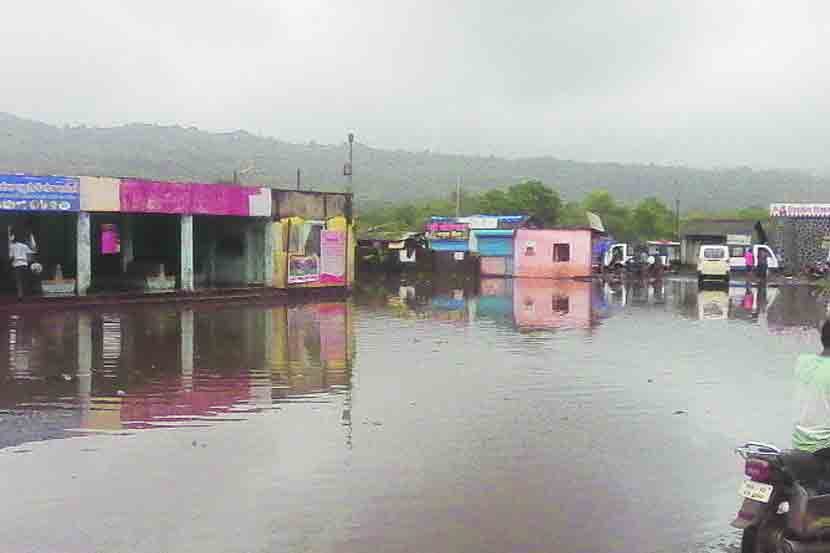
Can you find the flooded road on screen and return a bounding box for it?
[0,279,827,552]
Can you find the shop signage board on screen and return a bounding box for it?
[0,175,80,211]
[770,204,830,218]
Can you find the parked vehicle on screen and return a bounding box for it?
[733,441,830,552]
[806,260,830,280]
[728,243,780,272]
[698,244,731,284]
[603,242,672,271]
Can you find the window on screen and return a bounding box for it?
[551,295,569,314]
[703,247,726,259]
[288,221,324,255]
[729,246,746,257]
[553,243,570,262]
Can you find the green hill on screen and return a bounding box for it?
[0,112,824,211]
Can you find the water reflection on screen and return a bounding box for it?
[0,302,354,449]
[355,278,808,334]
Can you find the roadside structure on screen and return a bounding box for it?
[0,173,354,300]
[513,227,601,279]
[769,203,830,271]
[678,219,757,265]
[461,214,526,277]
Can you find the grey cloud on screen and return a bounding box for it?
[1,0,829,170]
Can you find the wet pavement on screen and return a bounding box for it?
[0,278,827,552]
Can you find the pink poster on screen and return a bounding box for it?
[320,230,346,284]
[101,224,120,254]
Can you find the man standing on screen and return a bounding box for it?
[793,320,830,454]
[9,233,34,300]
[756,247,768,282]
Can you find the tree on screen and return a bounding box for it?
[631,197,674,240]
[506,180,562,225]
[582,189,632,240]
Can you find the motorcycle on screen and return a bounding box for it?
[806,261,830,280]
[733,442,830,552]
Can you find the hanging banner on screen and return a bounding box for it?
[770,204,830,218]
[0,175,80,211]
[288,255,320,284]
[320,230,346,284]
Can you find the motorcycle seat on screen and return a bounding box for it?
[779,450,830,482]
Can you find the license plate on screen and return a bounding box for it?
[739,480,774,503]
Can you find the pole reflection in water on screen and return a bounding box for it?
[0,301,354,449]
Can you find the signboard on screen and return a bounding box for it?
[770,204,830,218]
[586,211,605,233]
[120,179,190,214]
[726,234,751,246]
[458,216,499,229]
[319,230,346,284]
[288,255,320,283]
[0,174,80,212]
[453,252,465,261]
[121,179,272,216]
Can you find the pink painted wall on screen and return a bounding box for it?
[513,229,592,278]
[513,279,592,330]
[120,178,267,216]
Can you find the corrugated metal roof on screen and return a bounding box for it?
[680,219,756,238]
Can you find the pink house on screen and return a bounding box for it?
[513,228,594,278]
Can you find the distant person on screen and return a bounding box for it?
[9,233,34,300]
[793,320,830,454]
[744,248,755,276]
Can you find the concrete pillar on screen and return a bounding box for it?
[121,214,134,274]
[180,309,194,392]
[264,221,275,287]
[77,313,93,423]
[76,212,91,296]
[180,215,194,292]
[244,224,260,285]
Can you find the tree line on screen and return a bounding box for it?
[357,179,769,244]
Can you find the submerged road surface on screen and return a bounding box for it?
[0,279,823,552]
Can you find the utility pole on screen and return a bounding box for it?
[455,176,461,218]
[344,132,354,193]
[675,197,680,240]
[296,169,301,191]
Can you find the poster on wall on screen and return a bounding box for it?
[320,230,346,284]
[101,224,121,254]
[0,174,80,211]
[288,255,320,284]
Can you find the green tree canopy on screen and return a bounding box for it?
[477,179,562,226]
[631,197,675,240]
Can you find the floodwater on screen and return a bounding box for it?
[0,278,827,553]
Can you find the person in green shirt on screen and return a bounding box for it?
[793,320,830,453]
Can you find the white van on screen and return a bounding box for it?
[727,244,779,272]
[698,245,731,284]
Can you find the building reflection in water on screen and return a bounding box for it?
[0,301,354,449]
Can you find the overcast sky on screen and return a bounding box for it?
[3,1,829,169]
